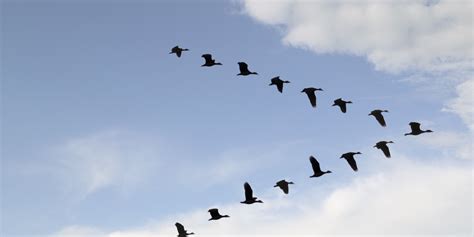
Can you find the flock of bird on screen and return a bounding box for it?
[169,45,433,236]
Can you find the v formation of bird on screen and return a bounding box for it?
[170,45,433,236]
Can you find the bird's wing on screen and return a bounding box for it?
[202,54,212,63]
[374,113,386,126]
[176,50,182,57]
[208,209,218,218]
[239,63,249,73]
[244,182,253,200]
[345,157,358,171]
[310,156,322,173]
[175,223,186,234]
[380,144,391,158]
[307,92,317,107]
[340,102,347,113]
[410,122,421,131]
[276,83,283,93]
[281,183,289,194]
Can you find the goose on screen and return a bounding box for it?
[340,152,362,171]
[309,156,332,178]
[301,87,323,108]
[169,46,189,58]
[369,109,389,127]
[374,141,394,158]
[201,54,222,67]
[269,76,290,93]
[208,208,229,221]
[274,180,294,194]
[175,222,194,237]
[332,98,352,113]
[404,122,433,136]
[240,182,263,204]
[237,62,258,76]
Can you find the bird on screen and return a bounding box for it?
[374,141,394,158]
[309,156,332,178]
[332,98,352,113]
[175,222,194,237]
[340,152,362,171]
[369,109,389,127]
[404,122,433,136]
[201,54,222,67]
[169,46,189,58]
[269,76,290,93]
[237,62,258,76]
[240,182,263,204]
[301,87,323,108]
[273,180,294,194]
[208,208,229,221]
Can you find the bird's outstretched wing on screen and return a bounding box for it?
[244,182,253,201]
[175,222,186,234]
[239,62,249,73]
[409,122,421,131]
[380,144,391,158]
[307,92,317,107]
[280,182,289,194]
[339,102,347,113]
[345,156,358,171]
[202,54,213,63]
[374,113,386,127]
[176,50,182,57]
[310,156,321,173]
[276,83,283,93]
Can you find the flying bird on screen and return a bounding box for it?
[332,98,352,113]
[175,222,194,237]
[369,109,389,127]
[340,152,362,172]
[273,180,294,194]
[301,87,323,108]
[240,182,263,204]
[208,208,229,221]
[309,156,332,178]
[201,54,222,67]
[169,46,189,58]
[237,62,258,76]
[269,76,290,93]
[374,141,394,158]
[404,122,433,136]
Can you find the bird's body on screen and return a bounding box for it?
[241,182,263,204]
[208,208,229,221]
[273,180,294,194]
[237,62,258,76]
[309,156,332,178]
[369,109,389,127]
[175,222,194,237]
[301,87,323,108]
[169,46,189,58]
[269,76,290,93]
[332,98,352,113]
[201,54,222,67]
[404,122,433,136]
[374,141,394,158]
[340,152,362,171]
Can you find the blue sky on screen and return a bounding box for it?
[2,0,472,236]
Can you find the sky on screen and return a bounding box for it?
[1,0,473,236]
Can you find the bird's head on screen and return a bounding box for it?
[355,152,362,155]
[288,181,294,184]
[426,130,433,133]
[326,170,332,174]
[316,88,324,91]
[388,141,394,143]
[383,110,389,112]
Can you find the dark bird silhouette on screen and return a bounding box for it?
[175,222,194,237]
[374,141,394,158]
[201,54,222,67]
[240,182,263,204]
[269,76,290,93]
[208,208,229,221]
[273,180,294,194]
[309,156,332,178]
[404,122,433,136]
[237,62,258,76]
[332,98,352,113]
[301,87,323,108]
[369,109,389,127]
[169,46,189,58]
[340,152,362,171]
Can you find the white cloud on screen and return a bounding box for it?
[51,130,160,198]
[52,157,473,236]
[241,0,473,75]
[444,78,474,131]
